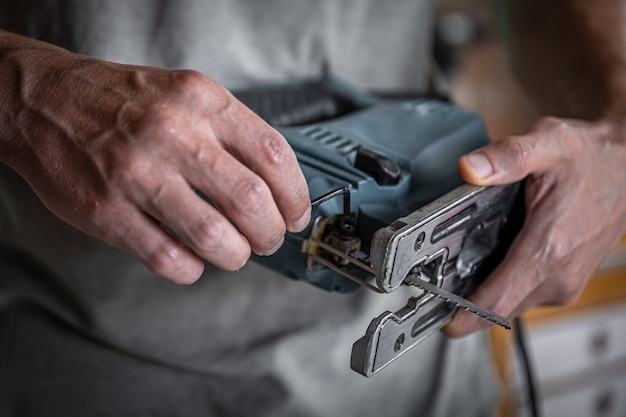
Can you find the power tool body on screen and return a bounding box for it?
[233,80,523,376]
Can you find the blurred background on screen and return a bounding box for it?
[434,1,626,416]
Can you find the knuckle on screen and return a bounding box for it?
[120,102,182,143]
[537,116,582,155]
[257,130,292,166]
[552,278,584,306]
[174,69,208,91]
[189,219,229,253]
[232,176,272,214]
[537,234,573,271]
[227,176,286,252]
[146,244,185,276]
[145,105,183,139]
[503,136,533,172]
[537,116,566,131]
[174,69,233,112]
[187,219,251,270]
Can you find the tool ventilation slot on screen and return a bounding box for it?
[301,126,359,155]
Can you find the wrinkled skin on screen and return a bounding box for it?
[0,32,311,284]
[2,0,625,341]
[444,116,626,336]
[443,0,626,336]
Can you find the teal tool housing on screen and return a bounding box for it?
[237,81,491,292]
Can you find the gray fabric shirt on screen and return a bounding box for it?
[0,1,500,416]
[2,0,434,91]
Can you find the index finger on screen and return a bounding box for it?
[214,98,311,232]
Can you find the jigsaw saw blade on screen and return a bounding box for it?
[406,278,511,329]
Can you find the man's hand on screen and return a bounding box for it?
[0,31,311,284]
[444,0,626,337]
[444,116,626,337]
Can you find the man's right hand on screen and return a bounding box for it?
[0,30,311,284]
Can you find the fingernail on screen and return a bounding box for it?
[464,153,493,179]
[235,261,247,272]
[262,234,285,256]
[291,207,311,232]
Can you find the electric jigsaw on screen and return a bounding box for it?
[234,79,524,377]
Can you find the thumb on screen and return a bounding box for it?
[459,126,561,186]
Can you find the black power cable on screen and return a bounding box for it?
[513,316,541,417]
